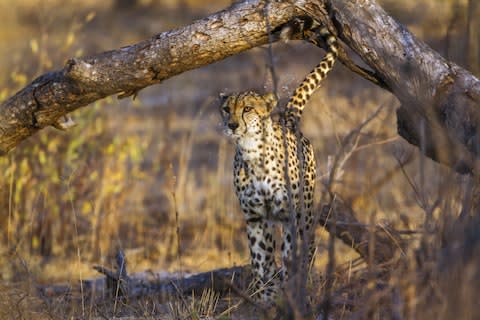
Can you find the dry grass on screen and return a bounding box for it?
[0,0,479,319]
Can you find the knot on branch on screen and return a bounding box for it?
[93,250,131,298]
[277,15,315,42]
[65,58,98,84]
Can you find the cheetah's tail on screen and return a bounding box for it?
[285,26,338,128]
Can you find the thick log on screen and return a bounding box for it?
[298,0,480,174]
[38,264,250,301]
[0,1,299,155]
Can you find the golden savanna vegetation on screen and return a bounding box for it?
[0,0,478,318]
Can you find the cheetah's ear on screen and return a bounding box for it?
[263,93,278,112]
[219,92,229,103]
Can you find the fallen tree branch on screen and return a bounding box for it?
[39,259,249,301]
[38,195,404,300]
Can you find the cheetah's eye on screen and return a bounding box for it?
[243,106,253,113]
[222,106,230,114]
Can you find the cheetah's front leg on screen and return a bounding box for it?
[280,215,316,281]
[246,218,278,301]
[281,220,293,280]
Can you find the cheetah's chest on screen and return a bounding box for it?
[234,154,290,220]
[232,127,315,220]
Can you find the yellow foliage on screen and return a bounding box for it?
[10,72,27,87]
[0,89,9,101]
[38,150,46,165]
[64,32,75,50]
[74,49,84,57]
[82,201,92,214]
[30,39,39,54]
[85,11,96,23]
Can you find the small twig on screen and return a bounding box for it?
[264,0,280,97]
[319,194,337,319]
[92,265,119,280]
[323,104,386,192]
[216,274,268,315]
[92,249,130,303]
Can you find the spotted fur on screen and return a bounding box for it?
[286,26,338,128]
[220,26,337,302]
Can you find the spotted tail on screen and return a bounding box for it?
[285,27,338,128]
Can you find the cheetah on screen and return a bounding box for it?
[220,26,338,302]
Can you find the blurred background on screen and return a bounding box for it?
[0,0,478,318]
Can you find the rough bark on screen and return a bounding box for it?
[39,263,250,300]
[298,0,480,174]
[0,1,299,155]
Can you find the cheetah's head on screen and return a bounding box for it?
[219,91,277,140]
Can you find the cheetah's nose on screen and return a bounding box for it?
[228,122,239,130]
